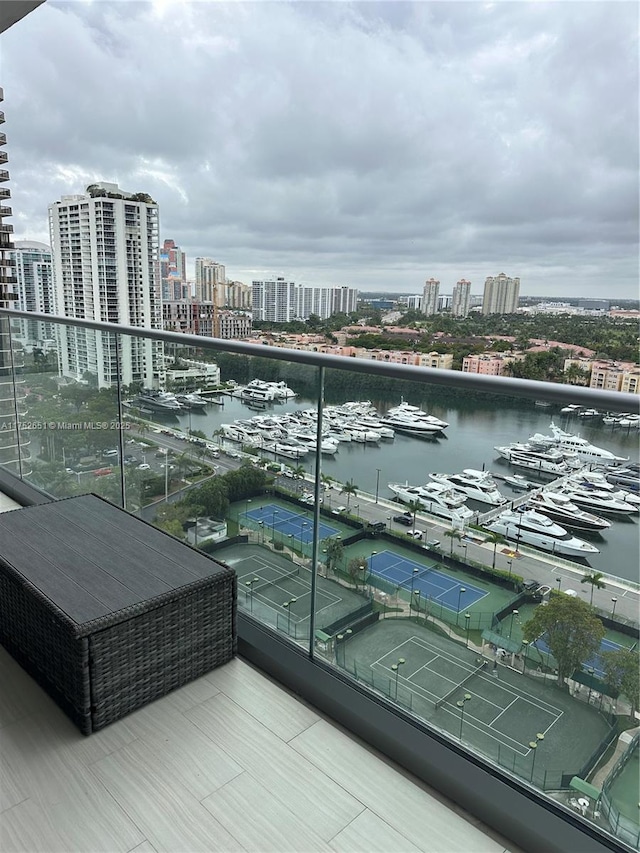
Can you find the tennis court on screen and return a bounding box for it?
[533,635,628,679]
[235,552,342,623]
[373,636,564,756]
[368,550,488,613]
[243,503,339,544]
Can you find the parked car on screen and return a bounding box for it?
[137,463,151,470]
[424,539,441,549]
[102,449,119,457]
[369,521,386,533]
[93,467,112,477]
[332,505,348,515]
[393,514,413,526]
[406,529,423,540]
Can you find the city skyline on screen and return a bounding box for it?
[3,1,638,298]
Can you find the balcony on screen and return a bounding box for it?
[0,151,8,164]
[0,308,638,853]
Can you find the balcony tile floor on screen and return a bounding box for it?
[0,646,527,853]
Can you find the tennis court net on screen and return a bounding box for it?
[250,566,300,593]
[398,563,435,587]
[435,661,487,709]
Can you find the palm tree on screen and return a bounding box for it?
[581,571,606,606]
[321,473,334,491]
[341,479,358,509]
[444,528,462,557]
[212,427,225,450]
[487,531,506,570]
[406,499,422,532]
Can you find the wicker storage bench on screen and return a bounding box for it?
[0,494,236,734]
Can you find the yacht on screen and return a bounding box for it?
[528,423,628,464]
[387,482,474,523]
[382,412,444,436]
[344,426,381,443]
[263,441,308,459]
[556,486,638,516]
[484,510,600,557]
[565,472,640,505]
[527,492,611,532]
[494,443,573,475]
[577,408,602,419]
[605,463,640,493]
[175,392,208,409]
[429,470,507,506]
[560,404,582,415]
[243,379,296,400]
[503,474,537,491]
[134,390,183,411]
[385,402,449,431]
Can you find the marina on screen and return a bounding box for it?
[162,388,639,583]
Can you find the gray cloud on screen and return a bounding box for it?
[4,0,638,297]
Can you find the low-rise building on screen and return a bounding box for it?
[462,353,518,376]
[563,358,640,394]
[165,358,220,386]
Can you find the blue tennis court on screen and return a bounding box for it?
[368,550,488,613]
[244,503,339,543]
[533,635,627,679]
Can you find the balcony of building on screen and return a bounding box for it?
[0,308,638,853]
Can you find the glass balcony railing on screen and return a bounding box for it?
[1,307,639,853]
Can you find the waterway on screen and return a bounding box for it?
[168,391,639,584]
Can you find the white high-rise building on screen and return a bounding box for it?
[422,278,440,316]
[482,273,520,315]
[10,240,55,346]
[452,279,471,318]
[252,280,358,322]
[48,182,162,389]
[195,258,226,304]
[252,278,297,322]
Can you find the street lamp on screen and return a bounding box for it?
[529,733,545,782]
[556,577,562,593]
[456,693,472,741]
[509,609,519,640]
[283,598,297,635]
[507,559,513,581]
[464,613,471,648]
[521,640,529,673]
[387,515,393,533]
[410,568,419,600]
[271,509,279,542]
[457,587,466,624]
[244,497,252,522]
[244,577,259,613]
[375,468,381,504]
[587,667,595,703]
[611,597,618,619]
[391,657,406,699]
[462,543,468,564]
[258,520,264,544]
[288,533,294,552]
[354,503,360,521]
[413,589,421,619]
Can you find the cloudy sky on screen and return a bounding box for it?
[4,1,639,297]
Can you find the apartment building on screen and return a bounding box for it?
[195,257,226,303]
[224,280,252,309]
[48,182,162,388]
[422,278,439,316]
[163,299,252,339]
[159,238,187,301]
[10,240,55,347]
[482,272,520,315]
[0,86,31,475]
[462,353,518,375]
[252,279,358,322]
[452,279,471,317]
[564,358,640,394]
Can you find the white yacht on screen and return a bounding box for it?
[383,402,449,434]
[429,470,507,506]
[494,443,573,475]
[529,423,628,464]
[246,379,296,399]
[175,392,208,409]
[484,510,600,557]
[557,486,638,516]
[527,492,611,532]
[134,390,183,412]
[263,441,308,459]
[387,481,474,523]
[566,471,640,504]
[344,426,381,443]
[560,404,582,415]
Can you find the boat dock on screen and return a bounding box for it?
[476,471,577,525]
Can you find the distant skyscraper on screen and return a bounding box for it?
[159,238,186,302]
[452,279,471,318]
[482,273,520,315]
[195,258,226,304]
[252,278,297,322]
[251,280,358,322]
[11,240,54,345]
[422,278,440,316]
[49,182,162,388]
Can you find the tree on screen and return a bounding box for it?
[212,427,225,449]
[184,477,229,519]
[444,528,461,557]
[486,531,505,569]
[601,648,640,720]
[406,499,422,532]
[322,537,343,574]
[581,571,606,606]
[341,479,358,508]
[522,595,605,688]
[347,556,368,590]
